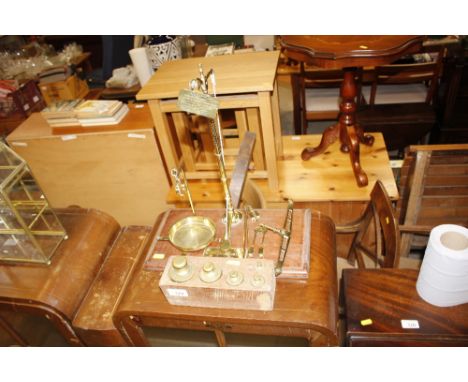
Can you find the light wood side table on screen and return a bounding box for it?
[6,104,171,226]
[136,51,282,191]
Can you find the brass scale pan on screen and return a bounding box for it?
[166,216,216,252]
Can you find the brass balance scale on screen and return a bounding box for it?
[161,65,293,276]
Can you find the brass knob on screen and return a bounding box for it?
[169,255,193,283]
[226,270,244,286]
[199,261,222,283]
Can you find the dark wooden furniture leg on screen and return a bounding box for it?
[301,122,340,159]
[301,69,375,187]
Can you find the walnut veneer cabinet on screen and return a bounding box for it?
[0,208,120,346]
[110,210,339,346]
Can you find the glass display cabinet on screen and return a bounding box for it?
[0,142,67,264]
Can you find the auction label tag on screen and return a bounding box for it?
[152,253,166,260]
[166,288,188,298]
[401,319,419,329]
[128,133,146,139]
[177,89,218,119]
[61,134,77,141]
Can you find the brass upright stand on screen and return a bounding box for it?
[177,64,242,256]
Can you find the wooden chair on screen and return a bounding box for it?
[357,49,445,154]
[335,180,422,324]
[364,60,441,105]
[336,180,401,268]
[397,144,468,259]
[334,179,426,271]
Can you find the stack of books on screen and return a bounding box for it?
[40,100,82,127]
[38,65,72,84]
[41,100,129,127]
[74,100,129,126]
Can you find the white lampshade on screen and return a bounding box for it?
[416,224,468,307]
[129,48,154,87]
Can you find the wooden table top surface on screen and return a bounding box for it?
[137,50,280,100]
[7,103,154,140]
[278,133,398,201]
[280,35,425,69]
[0,208,120,320]
[115,210,339,344]
[343,269,468,338]
[167,132,398,204]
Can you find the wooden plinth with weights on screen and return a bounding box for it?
[160,255,276,311]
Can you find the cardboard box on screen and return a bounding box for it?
[39,75,89,106]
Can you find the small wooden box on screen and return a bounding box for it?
[39,75,89,106]
[160,255,276,311]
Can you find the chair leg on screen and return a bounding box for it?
[355,249,366,268]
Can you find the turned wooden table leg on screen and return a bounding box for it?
[300,68,373,187]
[338,69,358,153]
[339,69,371,186]
[338,70,374,148]
[301,122,340,160]
[344,125,368,187]
[356,123,375,147]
